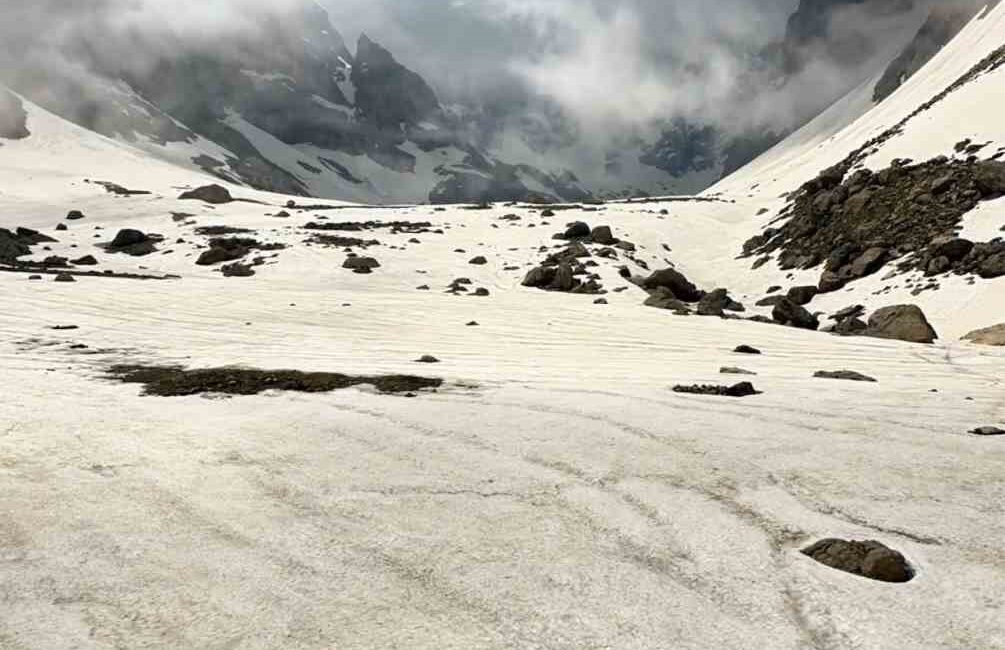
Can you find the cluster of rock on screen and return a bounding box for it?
[196,237,284,273]
[641,266,745,318]
[522,222,633,295]
[672,382,760,398]
[744,157,1005,292]
[0,227,56,264]
[304,220,437,235]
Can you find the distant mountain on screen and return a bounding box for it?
[2,1,591,204]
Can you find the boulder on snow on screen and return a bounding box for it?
[962,323,1005,346]
[590,225,616,245]
[343,256,381,272]
[644,287,691,313]
[642,268,703,302]
[179,184,233,204]
[105,229,158,256]
[971,426,1004,436]
[697,288,744,316]
[772,298,819,330]
[786,285,818,306]
[802,539,912,583]
[865,304,938,344]
[563,221,591,239]
[71,255,98,266]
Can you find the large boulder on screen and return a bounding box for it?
[563,222,591,239]
[697,288,743,316]
[642,268,703,302]
[590,225,616,245]
[978,252,1005,279]
[772,298,819,330]
[179,184,233,204]
[106,229,157,256]
[786,285,818,306]
[110,229,148,248]
[962,323,1005,346]
[865,304,938,344]
[644,287,690,312]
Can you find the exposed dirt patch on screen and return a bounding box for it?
[107,365,444,396]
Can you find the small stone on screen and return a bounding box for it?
[813,370,878,382]
[469,256,488,265]
[66,210,85,221]
[734,345,762,355]
[971,426,1004,436]
[415,355,440,364]
[54,272,75,283]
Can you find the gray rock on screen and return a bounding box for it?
[642,268,702,302]
[971,426,1004,436]
[772,298,819,330]
[415,355,440,364]
[643,287,690,312]
[469,256,488,265]
[786,285,818,306]
[813,370,878,382]
[962,323,1005,346]
[590,225,616,245]
[720,367,756,375]
[734,345,762,355]
[865,304,938,344]
[54,272,76,283]
[179,184,233,204]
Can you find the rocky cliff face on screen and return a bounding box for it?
[2,1,590,204]
[873,0,1000,102]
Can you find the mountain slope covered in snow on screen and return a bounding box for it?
[0,2,1003,649]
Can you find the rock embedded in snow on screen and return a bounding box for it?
[590,225,616,245]
[415,355,440,364]
[66,210,85,221]
[643,287,691,313]
[865,304,938,344]
[802,539,912,583]
[962,323,1005,346]
[814,370,877,382]
[971,426,1004,436]
[697,288,744,316]
[673,382,760,398]
[179,184,233,204]
[642,268,702,303]
[53,272,75,283]
[468,256,487,265]
[342,256,380,272]
[771,298,819,330]
[734,345,762,355]
[221,262,255,277]
[105,229,158,256]
[720,367,756,375]
[786,285,818,306]
[563,222,591,239]
[71,255,98,266]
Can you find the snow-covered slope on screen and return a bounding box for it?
[0,5,1003,650]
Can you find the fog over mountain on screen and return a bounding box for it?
[0,0,987,202]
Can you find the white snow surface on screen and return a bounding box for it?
[1,7,1004,649]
